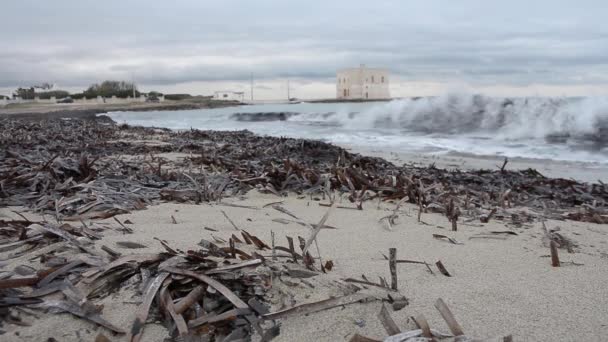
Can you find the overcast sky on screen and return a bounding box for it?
[2,0,608,98]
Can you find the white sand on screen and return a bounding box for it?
[3,191,608,341]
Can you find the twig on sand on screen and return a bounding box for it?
[302,202,334,256]
[221,210,240,230]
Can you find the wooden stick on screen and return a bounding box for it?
[101,245,121,259]
[434,298,464,336]
[412,314,432,338]
[271,230,277,261]
[221,210,240,230]
[378,303,401,335]
[550,240,560,267]
[174,285,205,314]
[302,203,334,255]
[500,157,508,172]
[389,248,398,290]
[229,238,236,258]
[286,236,297,263]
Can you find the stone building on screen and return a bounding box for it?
[336,65,390,100]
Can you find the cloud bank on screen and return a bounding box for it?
[2,0,607,97]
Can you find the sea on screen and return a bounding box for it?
[105,93,608,165]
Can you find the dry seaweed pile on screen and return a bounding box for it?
[0,215,511,342]
[2,117,606,225]
[0,116,559,340]
[0,216,336,340]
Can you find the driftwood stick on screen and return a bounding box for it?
[434,298,464,336]
[550,240,560,267]
[389,248,398,290]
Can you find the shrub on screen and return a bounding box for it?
[36,90,70,99]
[164,94,192,101]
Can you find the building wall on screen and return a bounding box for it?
[213,91,244,102]
[336,65,390,100]
[0,95,163,107]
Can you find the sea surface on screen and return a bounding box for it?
[106,94,608,165]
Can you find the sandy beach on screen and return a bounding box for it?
[1,116,607,342]
[2,191,607,341]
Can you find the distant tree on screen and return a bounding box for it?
[84,80,140,98]
[164,94,192,101]
[13,87,36,99]
[147,91,163,97]
[36,90,70,99]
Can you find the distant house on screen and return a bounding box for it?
[337,64,390,100]
[213,91,245,102]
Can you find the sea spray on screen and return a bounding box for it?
[106,95,608,163]
[313,94,608,141]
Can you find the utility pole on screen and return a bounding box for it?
[132,73,136,99]
[287,79,290,101]
[250,72,254,102]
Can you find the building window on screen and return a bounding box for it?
[343,89,347,97]
[223,94,228,98]
[371,76,375,83]
[381,76,385,83]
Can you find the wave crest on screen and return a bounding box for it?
[323,94,608,143]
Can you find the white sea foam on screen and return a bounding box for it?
[105,94,608,164]
[293,94,608,140]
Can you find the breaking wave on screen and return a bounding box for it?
[292,94,608,144]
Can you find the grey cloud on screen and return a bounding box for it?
[1,0,608,93]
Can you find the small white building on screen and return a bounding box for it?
[336,65,390,100]
[213,91,245,102]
